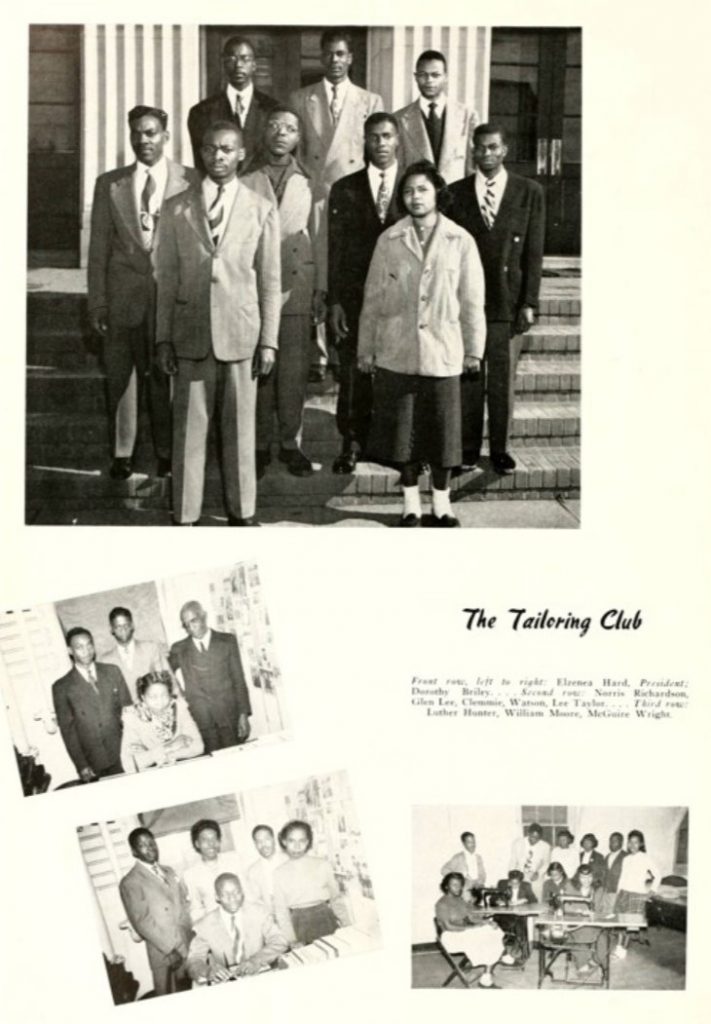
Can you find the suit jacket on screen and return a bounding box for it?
[119,695,204,772]
[394,99,477,183]
[187,89,280,173]
[327,166,400,321]
[168,630,251,744]
[288,80,383,199]
[448,171,545,323]
[358,214,486,376]
[51,663,132,775]
[496,878,537,904]
[99,639,170,702]
[241,163,322,304]
[87,159,198,329]
[578,849,607,887]
[119,861,193,979]
[602,849,627,893]
[186,902,288,980]
[155,180,281,361]
[440,850,486,888]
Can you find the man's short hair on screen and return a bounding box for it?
[109,607,132,626]
[320,28,353,52]
[222,35,256,58]
[128,105,168,129]
[416,49,447,71]
[128,827,154,852]
[364,112,399,135]
[460,831,475,844]
[473,122,508,145]
[527,822,542,835]
[251,824,274,841]
[214,871,241,894]
[191,818,222,848]
[202,120,243,145]
[65,626,93,646]
[265,104,302,129]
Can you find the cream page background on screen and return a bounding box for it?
[1,1,709,1021]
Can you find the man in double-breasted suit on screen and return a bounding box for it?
[186,873,288,982]
[242,105,326,479]
[394,50,478,183]
[87,105,198,480]
[119,828,193,997]
[449,123,545,473]
[168,601,251,753]
[99,606,170,702]
[289,29,383,377]
[155,121,281,526]
[187,35,279,174]
[327,113,401,473]
[52,627,132,781]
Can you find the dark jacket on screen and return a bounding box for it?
[576,849,607,887]
[187,89,279,173]
[602,849,628,893]
[496,878,537,904]
[448,171,545,323]
[168,630,251,746]
[52,663,132,775]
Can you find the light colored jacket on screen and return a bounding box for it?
[440,850,486,887]
[99,638,171,703]
[186,903,288,980]
[394,98,477,183]
[358,214,486,377]
[119,695,204,772]
[155,180,281,361]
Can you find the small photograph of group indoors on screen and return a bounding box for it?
[412,805,688,990]
[77,771,380,1004]
[0,561,287,797]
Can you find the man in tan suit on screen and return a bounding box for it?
[242,105,326,479]
[155,122,281,526]
[87,105,198,480]
[99,606,170,702]
[288,29,383,378]
[394,50,478,183]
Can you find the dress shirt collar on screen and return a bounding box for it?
[75,662,97,684]
[227,81,254,117]
[367,160,398,199]
[134,155,168,196]
[475,165,508,189]
[192,627,213,652]
[219,905,245,963]
[419,94,446,118]
[322,76,350,105]
[117,639,135,661]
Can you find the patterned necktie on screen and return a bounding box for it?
[140,170,156,245]
[234,94,244,128]
[482,177,497,228]
[208,186,225,247]
[376,171,390,223]
[330,84,339,124]
[230,914,241,962]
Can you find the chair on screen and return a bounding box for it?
[434,918,487,988]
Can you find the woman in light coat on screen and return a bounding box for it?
[120,670,204,772]
[358,160,486,527]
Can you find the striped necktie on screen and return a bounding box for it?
[234,94,245,128]
[208,185,225,247]
[330,84,339,124]
[376,171,390,223]
[481,177,497,229]
[140,170,157,245]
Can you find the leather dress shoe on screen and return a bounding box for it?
[398,513,421,527]
[279,448,313,476]
[461,450,481,468]
[156,457,172,478]
[228,516,261,527]
[431,513,461,528]
[109,457,133,480]
[308,366,327,383]
[332,449,359,474]
[491,452,516,474]
[256,449,271,480]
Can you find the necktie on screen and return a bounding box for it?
[376,172,390,223]
[330,85,339,124]
[152,863,166,884]
[234,94,244,128]
[140,170,157,245]
[208,186,225,248]
[482,178,497,228]
[230,915,241,962]
[86,665,98,692]
[199,639,207,654]
[426,102,443,160]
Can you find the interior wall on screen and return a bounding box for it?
[55,580,166,657]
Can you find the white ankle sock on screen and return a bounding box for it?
[432,487,452,518]
[402,485,421,518]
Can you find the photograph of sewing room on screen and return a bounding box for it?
[77,770,380,1003]
[412,805,688,990]
[0,560,288,796]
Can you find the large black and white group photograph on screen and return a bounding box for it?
[26,23,581,528]
[412,805,688,990]
[0,561,287,795]
[77,770,380,1004]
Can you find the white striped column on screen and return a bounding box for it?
[80,24,201,264]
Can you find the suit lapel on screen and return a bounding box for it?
[307,85,331,148]
[404,103,433,163]
[183,186,214,250]
[329,83,360,157]
[492,173,520,231]
[440,101,463,167]
[112,170,143,246]
[164,159,189,202]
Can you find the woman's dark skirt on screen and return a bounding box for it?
[290,902,339,944]
[367,368,462,468]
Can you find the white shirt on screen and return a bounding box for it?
[510,836,551,880]
[191,628,213,653]
[219,905,245,963]
[183,851,243,922]
[202,179,239,246]
[474,165,508,218]
[618,851,660,894]
[75,662,98,686]
[323,77,350,120]
[133,156,168,218]
[551,845,578,880]
[462,849,481,883]
[246,853,287,910]
[116,639,136,669]
[419,95,446,119]
[367,161,398,208]
[227,82,254,122]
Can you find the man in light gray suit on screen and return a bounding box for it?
[99,606,170,702]
[394,50,478,183]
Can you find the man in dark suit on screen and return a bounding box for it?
[88,105,198,480]
[187,35,278,174]
[327,112,401,473]
[449,123,545,473]
[168,601,251,753]
[600,832,627,914]
[52,627,132,782]
[119,828,193,997]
